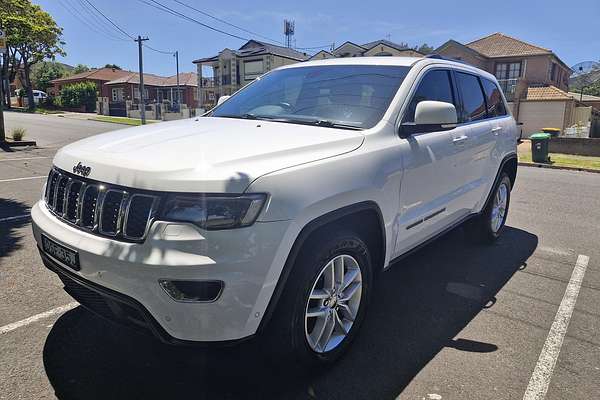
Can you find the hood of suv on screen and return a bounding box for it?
[53,117,364,193]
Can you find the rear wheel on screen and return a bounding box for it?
[466,172,511,244]
[265,229,373,366]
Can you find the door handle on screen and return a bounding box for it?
[453,135,469,144]
[491,126,503,135]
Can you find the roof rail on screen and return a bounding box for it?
[424,53,469,65]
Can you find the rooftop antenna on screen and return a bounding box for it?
[385,33,391,41]
[284,19,295,48]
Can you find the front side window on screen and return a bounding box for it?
[455,72,487,122]
[403,69,455,123]
[481,78,507,117]
[211,65,410,129]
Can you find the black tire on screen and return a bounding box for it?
[263,229,373,366]
[466,172,512,244]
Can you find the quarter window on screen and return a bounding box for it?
[404,70,455,123]
[481,79,507,117]
[455,72,487,122]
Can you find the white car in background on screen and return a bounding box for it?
[32,90,48,104]
[32,56,518,365]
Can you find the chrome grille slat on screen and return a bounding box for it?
[43,168,159,242]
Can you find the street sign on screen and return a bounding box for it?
[0,29,6,54]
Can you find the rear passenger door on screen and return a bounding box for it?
[453,71,495,210]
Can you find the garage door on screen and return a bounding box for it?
[519,101,566,137]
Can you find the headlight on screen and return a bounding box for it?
[160,193,267,230]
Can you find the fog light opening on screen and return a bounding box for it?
[159,279,223,303]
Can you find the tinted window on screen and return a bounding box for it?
[212,65,410,129]
[481,78,507,117]
[455,72,487,122]
[404,70,454,123]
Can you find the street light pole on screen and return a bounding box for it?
[135,35,149,124]
[174,50,180,110]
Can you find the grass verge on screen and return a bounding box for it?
[519,152,600,171]
[89,116,158,126]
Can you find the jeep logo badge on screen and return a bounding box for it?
[72,162,91,177]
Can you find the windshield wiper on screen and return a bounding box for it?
[310,119,363,130]
[217,113,258,120]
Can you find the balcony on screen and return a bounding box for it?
[498,78,518,102]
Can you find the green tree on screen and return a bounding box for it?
[104,63,122,70]
[1,1,65,110]
[57,81,97,112]
[31,61,66,92]
[71,63,89,74]
[416,43,435,55]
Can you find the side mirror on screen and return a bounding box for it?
[216,95,230,106]
[400,101,458,137]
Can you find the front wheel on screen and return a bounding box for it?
[466,172,512,244]
[264,230,373,366]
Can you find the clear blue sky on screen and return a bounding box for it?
[35,0,600,77]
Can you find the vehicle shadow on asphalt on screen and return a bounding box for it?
[42,225,537,400]
[0,198,31,260]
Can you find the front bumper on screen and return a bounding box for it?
[31,201,292,342]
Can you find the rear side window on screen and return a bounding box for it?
[404,69,455,123]
[455,72,487,122]
[481,78,507,117]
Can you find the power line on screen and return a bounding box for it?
[170,0,285,45]
[81,0,135,40]
[135,0,250,42]
[72,0,130,41]
[143,43,174,55]
[56,0,128,42]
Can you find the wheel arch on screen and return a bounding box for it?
[483,153,518,211]
[256,201,386,334]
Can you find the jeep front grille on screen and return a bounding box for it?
[44,168,160,242]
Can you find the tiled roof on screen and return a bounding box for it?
[466,33,551,58]
[525,86,572,100]
[51,67,131,83]
[105,72,198,87]
[193,39,309,64]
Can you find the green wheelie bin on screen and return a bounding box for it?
[530,132,551,163]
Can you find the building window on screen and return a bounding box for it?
[133,87,149,100]
[495,62,521,80]
[111,88,124,102]
[551,63,558,82]
[244,60,263,81]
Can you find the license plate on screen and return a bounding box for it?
[41,234,80,270]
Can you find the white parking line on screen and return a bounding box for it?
[523,254,590,400]
[0,176,46,183]
[0,214,30,223]
[0,157,50,162]
[0,303,78,335]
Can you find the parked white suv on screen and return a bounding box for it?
[32,56,518,364]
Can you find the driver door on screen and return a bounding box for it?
[394,68,466,255]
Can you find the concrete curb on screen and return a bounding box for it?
[0,140,37,148]
[518,162,600,174]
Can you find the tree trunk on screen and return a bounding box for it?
[23,63,34,111]
[1,53,8,108]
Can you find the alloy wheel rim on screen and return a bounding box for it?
[304,254,362,353]
[491,182,508,233]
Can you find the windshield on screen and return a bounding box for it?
[210,65,410,129]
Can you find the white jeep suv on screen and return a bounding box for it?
[32,56,518,364]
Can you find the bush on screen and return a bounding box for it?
[12,127,26,141]
[57,81,98,112]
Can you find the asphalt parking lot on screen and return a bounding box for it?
[1,112,599,400]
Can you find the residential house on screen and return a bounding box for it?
[193,40,309,107]
[309,39,423,60]
[49,67,131,98]
[436,33,578,135]
[102,72,198,117]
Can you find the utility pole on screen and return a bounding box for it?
[135,35,149,124]
[0,56,5,143]
[174,50,180,111]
